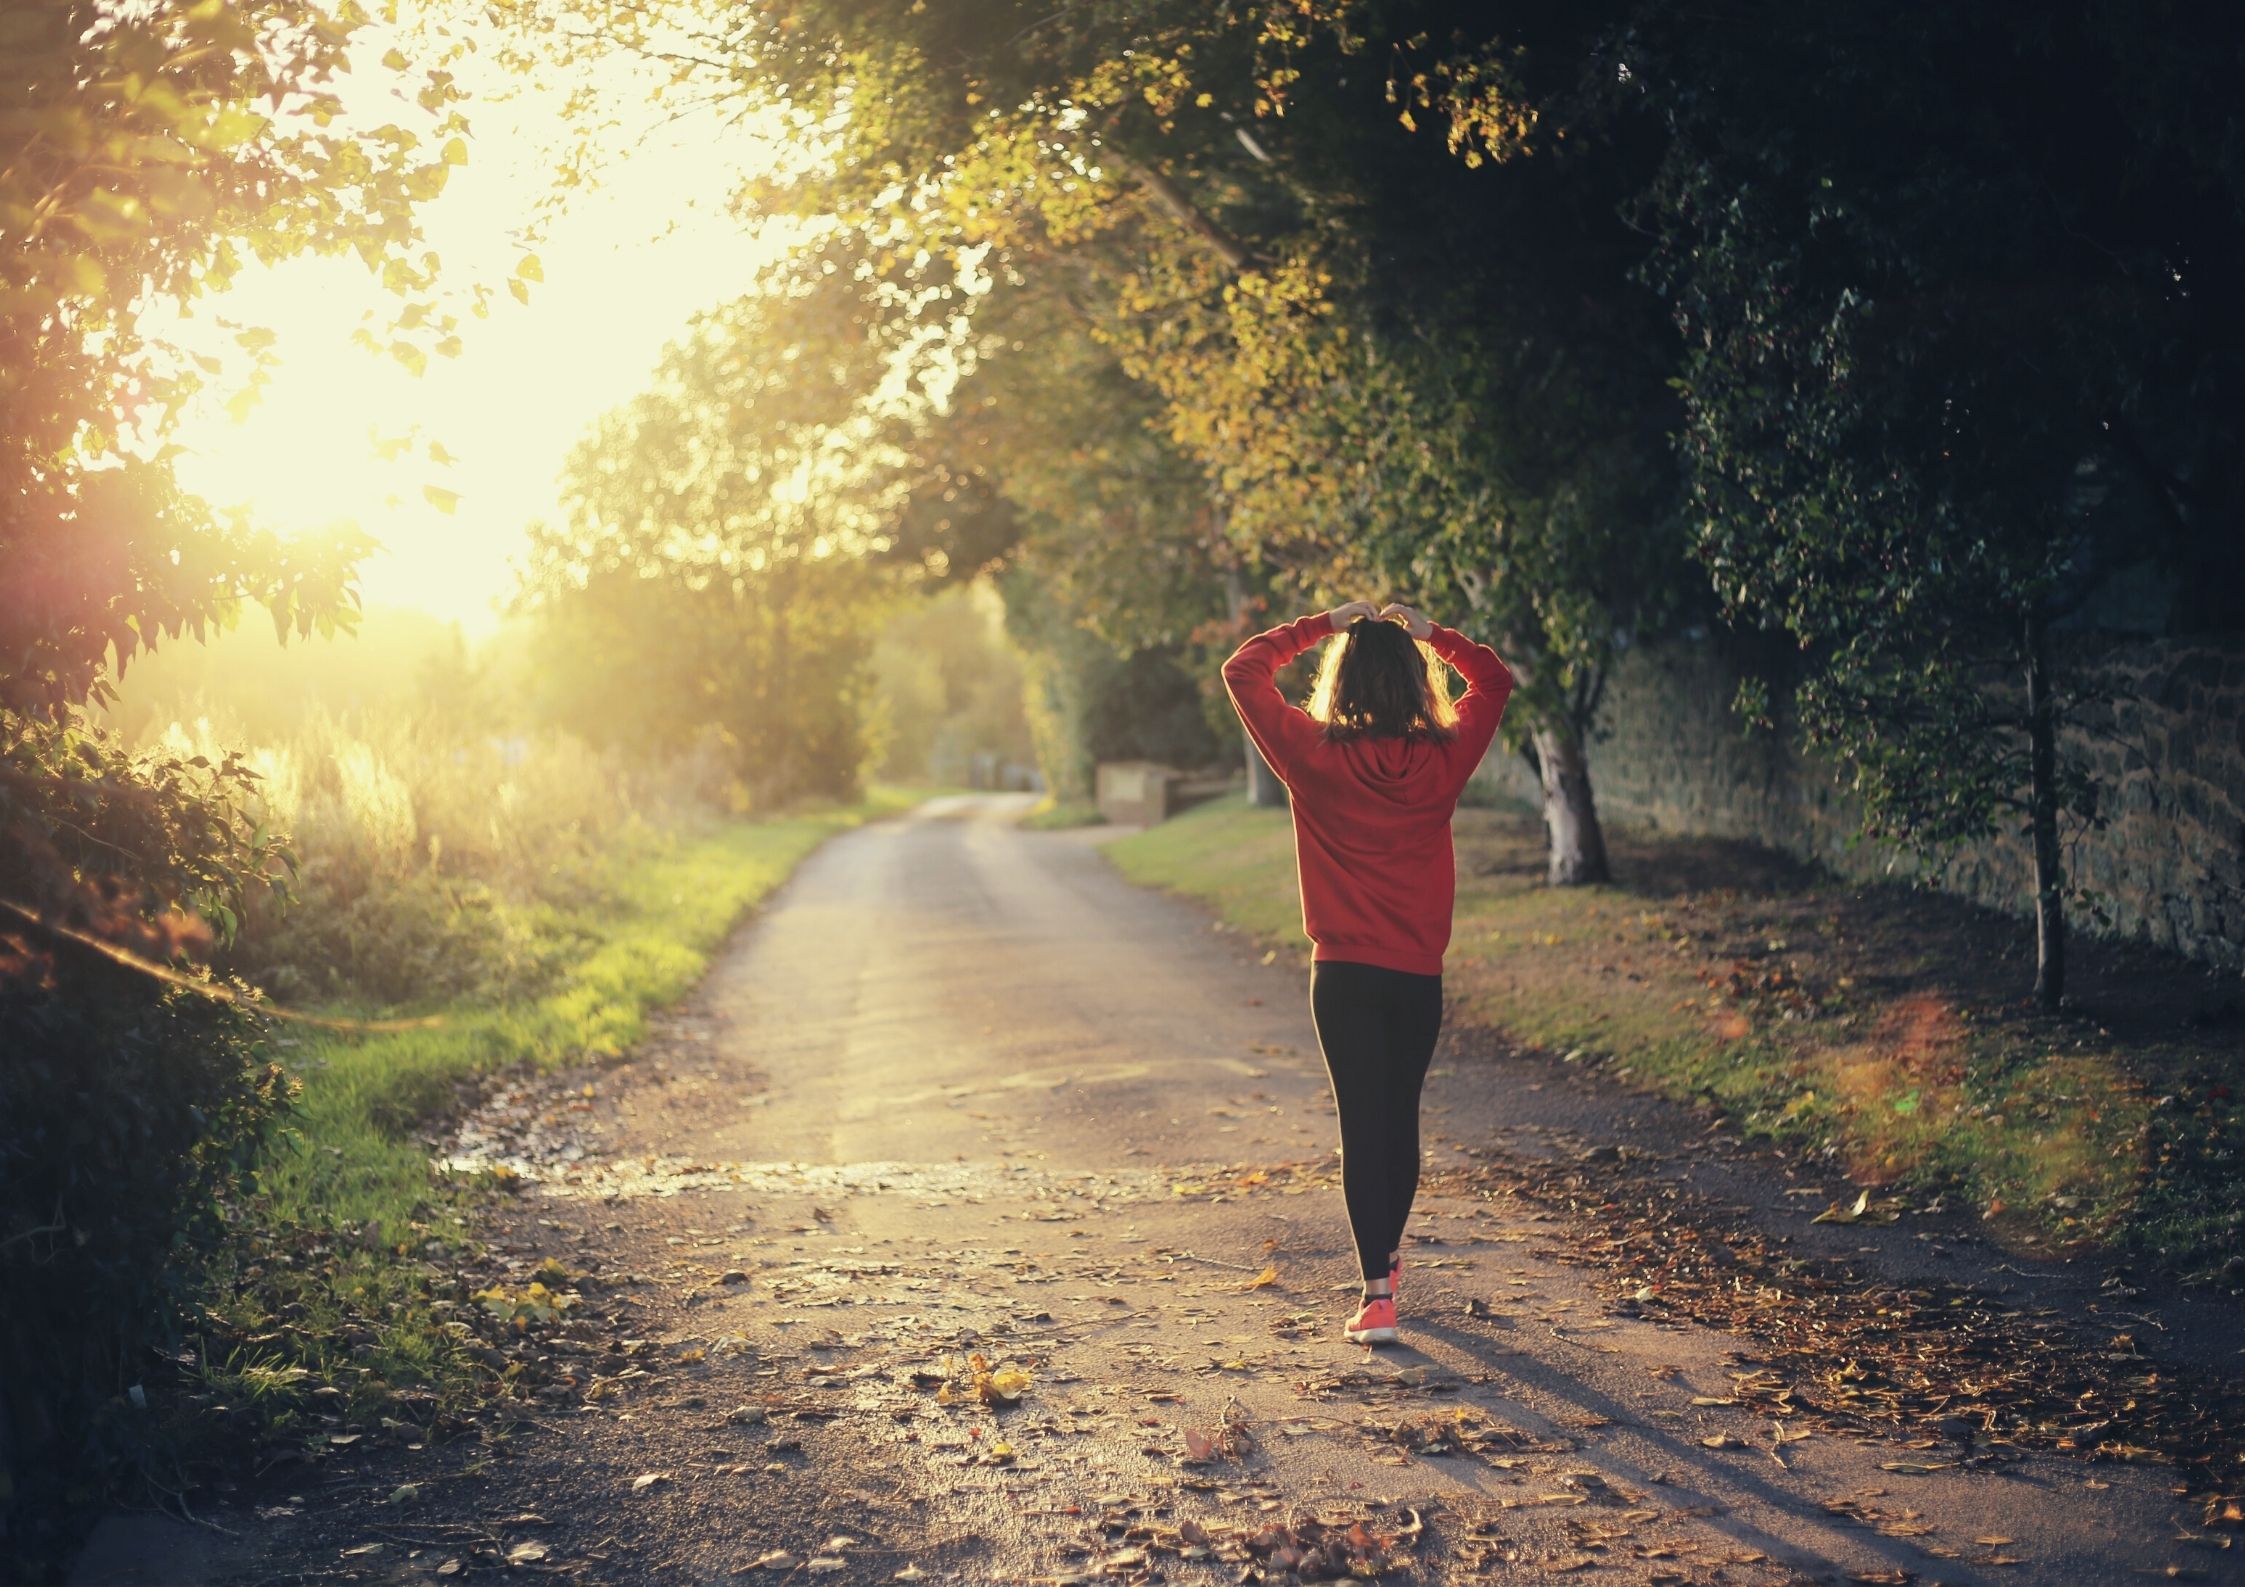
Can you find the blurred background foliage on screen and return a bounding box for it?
[8,0,2245,1569]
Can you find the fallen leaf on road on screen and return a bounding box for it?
[744,1551,800,1571]
[1814,1189,1873,1225]
[631,1472,671,1491]
[1245,1263,1278,1289]
[506,1542,549,1565]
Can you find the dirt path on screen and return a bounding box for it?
[141,796,2237,1587]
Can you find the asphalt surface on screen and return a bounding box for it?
[110,794,2236,1587]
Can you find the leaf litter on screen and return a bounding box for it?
[1425,1153,2245,1527]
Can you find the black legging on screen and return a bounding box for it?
[1308,960,1443,1283]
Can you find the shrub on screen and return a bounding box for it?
[0,719,295,1580]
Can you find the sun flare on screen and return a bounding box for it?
[161,73,793,633]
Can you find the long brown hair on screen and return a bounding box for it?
[1306,617,1456,742]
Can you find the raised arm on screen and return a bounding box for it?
[1426,622,1514,777]
[1221,608,1361,784]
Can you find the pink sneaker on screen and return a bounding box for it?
[1345,1295,1399,1345]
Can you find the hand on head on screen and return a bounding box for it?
[1377,603,1432,640]
[1324,600,1432,638]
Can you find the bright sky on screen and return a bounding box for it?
[161,34,795,633]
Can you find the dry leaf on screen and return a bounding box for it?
[1814,1189,1872,1225]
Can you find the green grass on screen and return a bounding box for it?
[1018,796,1108,831]
[1111,794,2245,1281]
[185,788,924,1455]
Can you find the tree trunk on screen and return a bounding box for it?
[2026,606,2067,1010]
[1459,572,1615,888]
[1530,721,1611,886]
[1243,730,1288,808]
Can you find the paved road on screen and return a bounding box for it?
[174,795,2228,1587]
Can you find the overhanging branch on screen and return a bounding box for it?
[1103,150,1260,274]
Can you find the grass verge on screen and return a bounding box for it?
[1110,794,2245,1284]
[179,788,924,1467]
[1018,796,1107,831]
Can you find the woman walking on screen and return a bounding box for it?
[1222,600,1513,1344]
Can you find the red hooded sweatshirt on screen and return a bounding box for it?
[1222,615,1514,976]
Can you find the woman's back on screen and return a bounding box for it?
[1221,607,1513,976]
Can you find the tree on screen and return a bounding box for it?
[918,277,1278,800]
[1629,0,2245,1006]
[518,281,910,803]
[1,0,468,1559]
[544,0,1688,881]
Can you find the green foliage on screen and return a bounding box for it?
[689,0,1684,735]
[2,10,469,1552]
[868,584,1035,786]
[1625,1,2245,995]
[999,568,1229,799]
[2,0,469,726]
[0,978,292,1579]
[508,0,1690,867]
[518,287,910,806]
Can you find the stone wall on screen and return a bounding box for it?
[1471,632,2245,972]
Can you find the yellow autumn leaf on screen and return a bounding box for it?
[979,1364,1031,1405]
[1245,1263,1278,1290]
[1812,1188,1870,1225]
